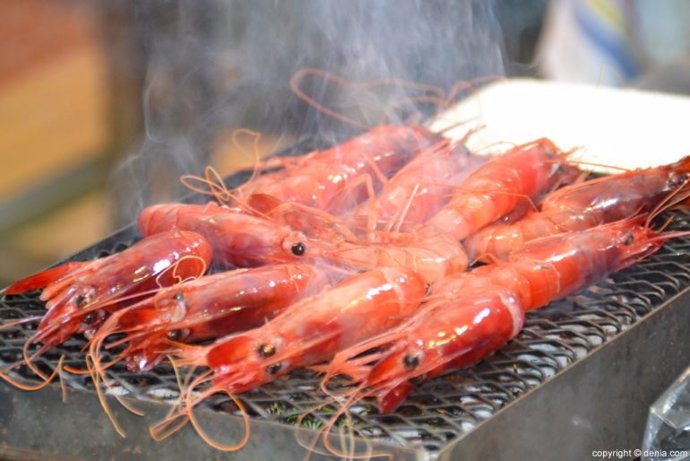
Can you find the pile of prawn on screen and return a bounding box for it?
[3,70,690,456]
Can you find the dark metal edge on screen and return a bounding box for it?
[0,375,421,461]
[438,287,690,461]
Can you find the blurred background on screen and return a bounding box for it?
[1,0,689,287]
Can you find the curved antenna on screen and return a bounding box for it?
[187,384,252,452]
[290,69,370,130]
[231,128,265,189]
[85,354,127,438]
[301,382,393,461]
[290,68,447,130]
[180,166,235,205]
[181,166,274,218]
[445,74,506,108]
[0,355,63,392]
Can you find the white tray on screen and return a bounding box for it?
[430,79,690,173]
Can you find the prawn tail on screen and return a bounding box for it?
[5,262,87,295]
[247,192,283,214]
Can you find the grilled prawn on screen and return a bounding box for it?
[1,230,211,388]
[151,267,426,451]
[326,215,674,414]
[465,155,690,261]
[426,138,580,240]
[88,263,339,373]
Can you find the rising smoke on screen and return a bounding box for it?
[110,0,507,226]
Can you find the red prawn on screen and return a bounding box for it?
[88,263,340,373]
[348,138,483,234]
[138,125,445,267]
[1,230,211,384]
[324,214,677,420]
[425,138,581,240]
[138,202,316,267]
[150,267,426,451]
[236,124,442,214]
[465,155,690,261]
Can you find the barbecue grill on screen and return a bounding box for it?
[1,164,689,461]
[2,86,690,460]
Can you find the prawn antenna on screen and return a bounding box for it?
[445,74,506,109]
[300,383,392,461]
[0,315,42,330]
[290,68,447,131]
[647,182,690,228]
[180,167,271,219]
[290,68,370,130]
[566,158,630,173]
[0,355,63,392]
[181,371,252,452]
[180,166,234,205]
[231,128,264,188]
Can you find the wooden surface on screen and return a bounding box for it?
[0,1,290,285]
[0,1,109,201]
[0,1,111,283]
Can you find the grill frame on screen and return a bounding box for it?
[1,141,690,460]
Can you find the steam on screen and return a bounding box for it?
[110,0,506,227]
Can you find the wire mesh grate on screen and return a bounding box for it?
[1,203,690,455]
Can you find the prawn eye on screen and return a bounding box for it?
[257,343,276,358]
[74,287,95,308]
[291,242,306,256]
[167,329,189,341]
[83,312,98,325]
[622,232,635,245]
[668,172,689,189]
[403,354,420,370]
[266,363,282,375]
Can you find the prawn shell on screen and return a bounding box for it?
[466,155,690,261]
[204,267,426,394]
[112,264,334,371]
[437,218,663,312]
[138,202,308,267]
[368,289,524,413]
[427,138,578,240]
[319,232,468,284]
[34,230,212,346]
[356,141,479,225]
[246,125,441,213]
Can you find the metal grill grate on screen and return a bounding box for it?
[2,181,690,458]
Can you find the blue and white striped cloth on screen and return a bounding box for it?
[538,0,640,85]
